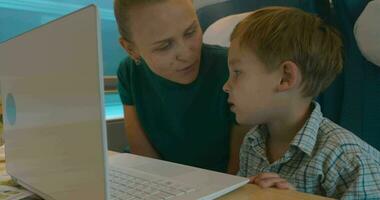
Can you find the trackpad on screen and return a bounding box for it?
[132,162,196,178]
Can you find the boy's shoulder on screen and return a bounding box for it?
[316,118,380,162]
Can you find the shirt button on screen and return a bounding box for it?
[262,168,271,173]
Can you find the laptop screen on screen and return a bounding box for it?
[0,5,110,200]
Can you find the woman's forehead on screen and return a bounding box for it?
[128,0,198,44]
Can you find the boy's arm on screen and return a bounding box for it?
[227,124,251,175]
[250,173,295,190]
[322,152,380,199]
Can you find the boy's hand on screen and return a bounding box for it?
[249,173,295,190]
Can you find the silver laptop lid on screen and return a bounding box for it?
[0,5,109,200]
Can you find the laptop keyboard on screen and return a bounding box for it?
[109,166,196,200]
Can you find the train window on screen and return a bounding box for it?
[0,0,124,119]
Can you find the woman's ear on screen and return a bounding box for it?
[277,61,300,92]
[119,37,141,61]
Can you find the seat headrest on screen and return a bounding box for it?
[203,12,253,47]
[354,0,380,67]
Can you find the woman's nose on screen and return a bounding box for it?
[175,41,192,62]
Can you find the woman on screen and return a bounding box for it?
[114,0,248,173]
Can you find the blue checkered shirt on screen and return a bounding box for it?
[238,102,380,199]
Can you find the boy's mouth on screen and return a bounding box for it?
[228,101,236,111]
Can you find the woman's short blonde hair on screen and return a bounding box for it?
[114,0,165,41]
[231,7,343,97]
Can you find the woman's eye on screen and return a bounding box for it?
[185,29,196,37]
[156,42,172,51]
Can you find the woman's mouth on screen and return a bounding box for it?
[177,63,195,73]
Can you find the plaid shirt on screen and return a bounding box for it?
[238,102,380,199]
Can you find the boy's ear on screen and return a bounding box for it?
[119,37,141,61]
[277,61,300,92]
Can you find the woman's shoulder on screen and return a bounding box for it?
[118,56,135,71]
[202,43,228,57]
[117,56,140,84]
[117,56,143,75]
[201,44,228,69]
[199,44,229,83]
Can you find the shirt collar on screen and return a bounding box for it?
[246,125,268,159]
[290,101,323,156]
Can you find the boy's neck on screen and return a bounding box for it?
[265,99,313,163]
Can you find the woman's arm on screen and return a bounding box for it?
[123,105,160,159]
[227,124,251,175]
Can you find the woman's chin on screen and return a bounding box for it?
[176,67,199,84]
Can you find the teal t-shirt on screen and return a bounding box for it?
[117,44,234,172]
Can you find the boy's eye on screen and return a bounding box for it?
[234,70,241,76]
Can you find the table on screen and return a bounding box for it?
[219,184,332,200]
[0,150,333,200]
[109,151,332,200]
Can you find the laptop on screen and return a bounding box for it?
[0,5,249,200]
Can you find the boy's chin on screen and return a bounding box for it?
[235,115,249,125]
[236,115,259,126]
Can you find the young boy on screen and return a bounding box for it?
[223,7,380,199]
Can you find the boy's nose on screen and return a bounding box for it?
[223,80,231,93]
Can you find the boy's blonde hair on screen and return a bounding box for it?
[114,0,165,41]
[231,7,343,97]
